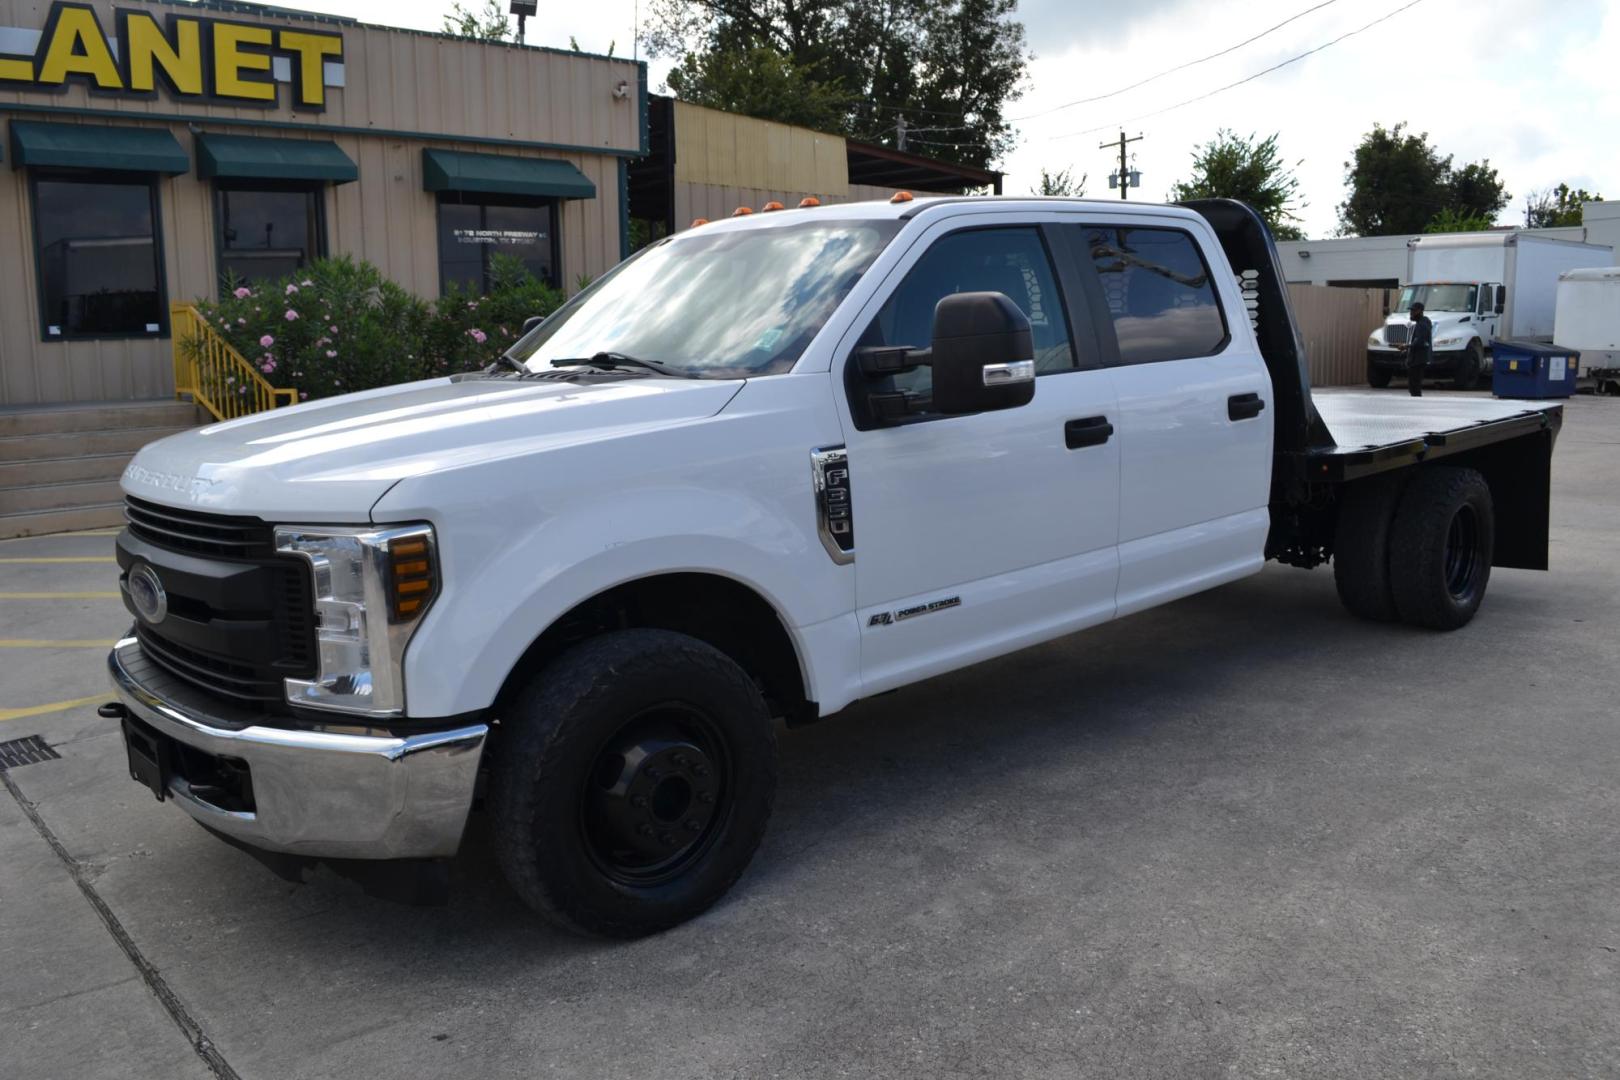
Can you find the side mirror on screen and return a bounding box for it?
[521,314,545,334]
[1494,287,1505,315]
[929,292,1036,415]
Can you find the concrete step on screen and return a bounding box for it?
[0,426,185,462]
[0,400,202,438]
[0,452,132,488]
[0,479,126,515]
[0,503,124,540]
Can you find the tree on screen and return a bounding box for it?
[1337,123,1510,236]
[1168,130,1305,240]
[1447,161,1509,223]
[1033,167,1085,197]
[442,0,510,41]
[1525,183,1603,228]
[645,0,1029,171]
[666,46,849,134]
[1423,207,1495,234]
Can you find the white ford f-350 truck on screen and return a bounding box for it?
[105,197,1562,937]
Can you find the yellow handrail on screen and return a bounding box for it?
[170,303,300,422]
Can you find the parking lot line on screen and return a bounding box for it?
[0,694,107,723]
[0,557,117,564]
[0,591,122,599]
[0,639,119,648]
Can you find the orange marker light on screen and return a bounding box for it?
[731,206,754,216]
[690,218,709,227]
[798,196,822,208]
[386,535,436,623]
[761,201,785,212]
[890,190,914,203]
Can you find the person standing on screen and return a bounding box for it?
[1402,301,1433,397]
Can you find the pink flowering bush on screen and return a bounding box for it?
[194,255,567,401]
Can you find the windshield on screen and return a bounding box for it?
[1398,284,1478,313]
[506,218,901,379]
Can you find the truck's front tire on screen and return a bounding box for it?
[1388,467,1494,630]
[1333,473,1410,622]
[1367,361,1393,389]
[490,629,777,938]
[1454,341,1484,390]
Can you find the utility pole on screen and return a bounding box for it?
[1100,130,1143,199]
[896,114,907,153]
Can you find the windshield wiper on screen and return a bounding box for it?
[550,352,698,379]
[484,353,527,375]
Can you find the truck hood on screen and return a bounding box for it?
[121,374,745,521]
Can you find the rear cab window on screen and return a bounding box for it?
[1073,224,1230,365]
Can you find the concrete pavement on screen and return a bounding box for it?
[1,397,1616,1079]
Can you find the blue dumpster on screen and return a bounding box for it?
[1491,339,1579,399]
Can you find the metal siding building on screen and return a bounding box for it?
[0,0,645,407]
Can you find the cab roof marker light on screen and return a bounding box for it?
[761,201,784,212]
[798,197,821,208]
[731,206,754,216]
[690,217,709,227]
[890,191,914,203]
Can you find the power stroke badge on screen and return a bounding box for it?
[868,596,960,627]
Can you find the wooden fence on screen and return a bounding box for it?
[1287,284,1394,387]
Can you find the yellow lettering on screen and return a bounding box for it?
[276,30,341,108]
[0,55,33,84]
[37,4,123,89]
[211,22,274,102]
[123,13,202,95]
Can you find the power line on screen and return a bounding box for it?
[1010,0,1340,123]
[1050,0,1430,141]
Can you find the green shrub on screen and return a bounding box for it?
[194,254,567,401]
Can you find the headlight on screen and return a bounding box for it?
[1368,332,1382,345]
[1435,337,1463,348]
[274,524,439,716]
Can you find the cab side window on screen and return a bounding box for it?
[858,227,1076,406]
[1079,225,1228,364]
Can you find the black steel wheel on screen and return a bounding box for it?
[1388,466,1494,630]
[491,629,776,938]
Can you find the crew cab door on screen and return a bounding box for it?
[1053,217,1272,616]
[832,218,1121,696]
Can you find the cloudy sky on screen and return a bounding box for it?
[271,0,1618,238]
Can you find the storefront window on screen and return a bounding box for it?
[217,184,324,285]
[436,195,556,293]
[32,174,165,339]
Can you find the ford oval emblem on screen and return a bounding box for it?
[127,563,168,626]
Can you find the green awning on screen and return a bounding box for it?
[10,120,187,175]
[196,133,357,184]
[422,148,596,199]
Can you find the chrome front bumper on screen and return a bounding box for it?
[107,638,487,860]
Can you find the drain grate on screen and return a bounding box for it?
[0,735,60,770]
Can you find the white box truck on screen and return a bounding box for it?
[1366,232,1613,389]
[1554,266,1620,393]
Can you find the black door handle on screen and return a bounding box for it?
[1228,393,1265,421]
[1064,416,1113,449]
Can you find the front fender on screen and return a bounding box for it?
[371,375,855,719]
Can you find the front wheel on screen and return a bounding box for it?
[1368,362,1393,389]
[1454,341,1484,390]
[490,629,777,938]
[1388,467,1494,630]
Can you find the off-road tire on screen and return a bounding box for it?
[1333,473,1411,622]
[1388,467,1494,630]
[490,629,777,938]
